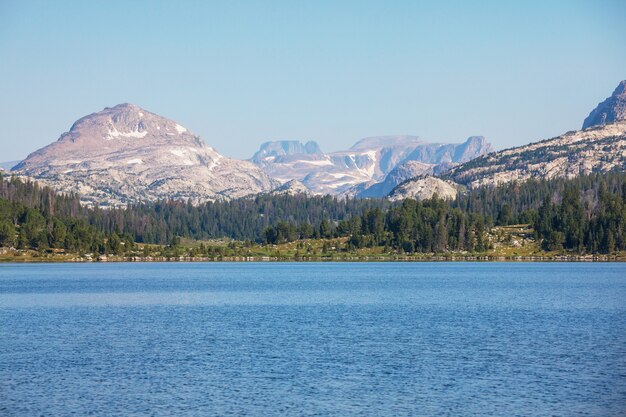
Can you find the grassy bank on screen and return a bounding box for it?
[2,225,625,262]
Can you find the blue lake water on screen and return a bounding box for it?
[1,262,625,416]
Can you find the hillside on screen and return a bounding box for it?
[447,121,626,188]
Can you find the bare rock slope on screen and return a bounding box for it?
[13,104,278,206]
[388,176,460,202]
[583,80,626,129]
[447,121,626,188]
[269,179,314,196]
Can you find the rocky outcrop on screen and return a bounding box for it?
[583,80,626,129]
[269,179,314,196]
[13,104,278,206]
[388,176,460,202]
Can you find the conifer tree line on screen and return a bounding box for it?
[1,171,626,254]
[0,175,134,253]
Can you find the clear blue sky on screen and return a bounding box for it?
[1,0,625,161]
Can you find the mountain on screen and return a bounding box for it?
[251,136,493,195]
[387,176,460,202]
[582,80,626,129]
[13,104,278,206]
[445,81,626,189]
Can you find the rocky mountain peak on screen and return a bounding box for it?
[63,103,196,144]
[270,179,313,196]
[613,80,626,96]
[13,104,277,206]
[464,136,488,146]
[582,80,626,129]
[453,136,494,163]
[251,140,323,163]
[110,102,139,110]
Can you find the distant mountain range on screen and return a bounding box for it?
[4,80,626,205]
[250,135,492,196]
[6,107,492,205]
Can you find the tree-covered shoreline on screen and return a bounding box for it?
[1,171,626,259]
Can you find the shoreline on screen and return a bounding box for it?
[2,254,625,263]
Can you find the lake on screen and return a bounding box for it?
[1,262,625,416]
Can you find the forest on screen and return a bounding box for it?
[0,176,134,254]
[1,171,626,255]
